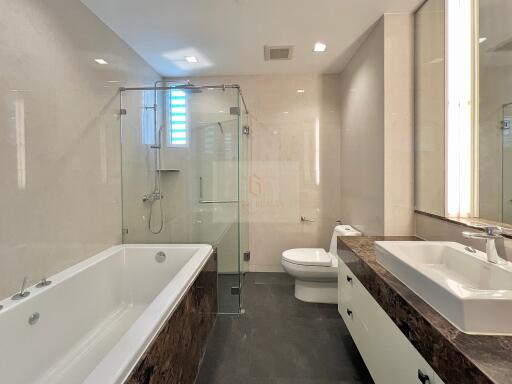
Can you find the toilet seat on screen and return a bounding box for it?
[282,248,333,267]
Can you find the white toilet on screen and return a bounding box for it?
[281,225,362,304]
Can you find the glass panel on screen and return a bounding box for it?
[239,101,251,311]
[189,87,241,314]
[120,85,243,314]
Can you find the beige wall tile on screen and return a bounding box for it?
[384,13,414,235]
[0,0,159,299]
[339,15,414,236]
[339,19,385,236]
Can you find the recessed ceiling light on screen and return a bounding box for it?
[94,58,108,65]
[185,56,198,63]
[313,42,327,52]
[297,89,305,93]
[479,37,487,44]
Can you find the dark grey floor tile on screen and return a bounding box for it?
[196,273,374,384]
[196,371,274,384]
[272,379,366,384]
[247,272,294,285]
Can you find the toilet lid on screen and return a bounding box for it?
[282,248,332,267]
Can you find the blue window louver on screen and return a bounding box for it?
[169,90,187,146]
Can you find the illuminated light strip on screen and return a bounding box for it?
[315,117,320,186]
[446,0,473,218]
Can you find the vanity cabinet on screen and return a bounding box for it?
[338,257,445,384]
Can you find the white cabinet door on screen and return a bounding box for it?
[354,276,434,384]
[338,259,352,315]
[337,257,437,384]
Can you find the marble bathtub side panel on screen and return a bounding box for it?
[125,253,217,384]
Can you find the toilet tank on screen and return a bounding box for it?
[329,225,361,255]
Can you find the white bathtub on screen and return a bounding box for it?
[0,244,213,384]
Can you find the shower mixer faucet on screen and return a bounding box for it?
[142,191,163,202]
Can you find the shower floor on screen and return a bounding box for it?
[196,272,373,384]
[217,273,240,314]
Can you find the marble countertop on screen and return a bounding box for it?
[338,236,512,384]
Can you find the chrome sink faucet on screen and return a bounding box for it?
[462,226,503,264]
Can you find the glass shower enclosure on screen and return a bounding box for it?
[119,83,249,314]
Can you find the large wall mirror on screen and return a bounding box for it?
[414,0,512,227]
[478,0,512,225]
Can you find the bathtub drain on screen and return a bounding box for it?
[155,251,166,263]
[28,312,40,325]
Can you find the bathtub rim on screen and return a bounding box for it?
[83,243,214,384]
[0,244,124,312]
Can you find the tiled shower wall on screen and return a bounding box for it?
[182,75,343,272]
[0,0,160,299]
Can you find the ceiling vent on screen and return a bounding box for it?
[264,45,294,61]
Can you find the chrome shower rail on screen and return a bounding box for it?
[120,84,240,91]
[199,200,239,204]
[120,84,250,114]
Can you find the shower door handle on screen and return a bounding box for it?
[199,177,203,199]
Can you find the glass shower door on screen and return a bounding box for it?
[238,105,250,312]
[188,87,242,314]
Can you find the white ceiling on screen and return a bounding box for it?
[81,0,422,77]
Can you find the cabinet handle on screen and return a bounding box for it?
[417,369,431,384]
[346,308,353,317]
[346,275,353,283]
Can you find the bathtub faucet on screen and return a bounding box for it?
[12,276,30,300]
[36,278,52,288]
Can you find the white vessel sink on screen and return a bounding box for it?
[375,241,512,335]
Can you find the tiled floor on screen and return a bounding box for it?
[196,273,374,384]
